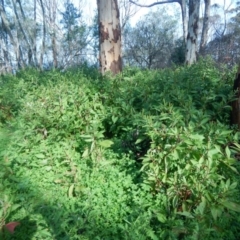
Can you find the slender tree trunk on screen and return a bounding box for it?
[15,0,37,66]
[185,0,200,65]
[39,0,46,69]
[33,0,37,66]
[180,0,187,43]
[50,0,58,68]
[97,0,122,75]
[52,32,58,68]
[0,0,12,73]
[0,3,21,68]
[12,0,34,65]
[199,0,211,55]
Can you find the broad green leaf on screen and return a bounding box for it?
[189,134,204,141]
[156,213,167,223]
[135,138,143,144]
[197,197,206,215]
[54,179,63,184]
[211,207,222,220]
[177,211,194,218]
[220,200,240,212]
[112,116,118,123]
[200,118,210,125]
[220,130,232,136]
[225,146,231,159]
[68,184,74,198]
[99,140,113,148]
[35,153,45,159]
[208,148,219,157]
[229,181,238,190]
[45,166,52,171]
[82,148,89,158]
[11,204,22,211]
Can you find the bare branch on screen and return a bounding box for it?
[129,0,180,8]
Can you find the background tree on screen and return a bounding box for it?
[97,0,122,75]
[199,0,211,55]
[0,0,12,73]
[0,0,238,73]
[204,1,238,66]
[119,0,139,31]
[124,8,178,69]
[60,0,88,69]
[129,0,188,43]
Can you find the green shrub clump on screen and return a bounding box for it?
[1,59,240,239]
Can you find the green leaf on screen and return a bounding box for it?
[189,134,204,141]
[156,213,167,223]
[229,181,238,190]
[112,116,118,123]
[211,207,222,220]
[176,211,194,218]
[220,130,232,136]
[99,140,113,148]
[220,200,240,212]
[200,118,210,125]
[225,146,231,159]
[35,153,45,159]
[197,197,206,215]
[68,184,74,198]
[82,148,89,158]
[135,138,143,144]
[45,166,52,171]
[10,204,21,212]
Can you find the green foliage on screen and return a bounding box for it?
[0,59,240,239]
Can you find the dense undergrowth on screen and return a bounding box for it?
[1,59,240,239]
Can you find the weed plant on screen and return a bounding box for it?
[0,59,240,239]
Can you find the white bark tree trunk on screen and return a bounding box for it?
[97,0,122,75]
[185,0,200,65]
[39,0,46,70]
[0,4,21,68]
[180,0,188,43]
[12,0,35,66]
[199,0,211,55]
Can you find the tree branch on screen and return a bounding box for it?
[129,0,180,8]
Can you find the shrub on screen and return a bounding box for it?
[0,59,240,239]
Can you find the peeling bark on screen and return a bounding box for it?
[199,0,211,55]
[185,0,200,65]
[97,0,122,75]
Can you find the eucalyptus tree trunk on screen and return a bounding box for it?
[0,4,21,68]
[180,0,188,43]
[33,0,37,65]
[97,0,122,75]
[12,0,35,66]
[199,0,211,55]
[51,0,58,68]
[0,0,12,73]
[185,0,200,65]
[39,0,46,69]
